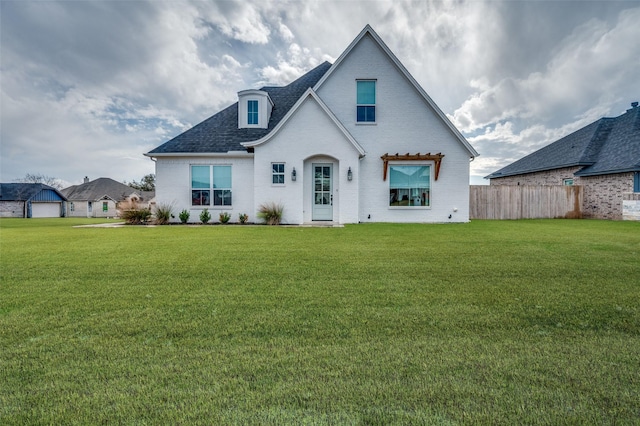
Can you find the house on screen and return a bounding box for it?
[61,177,154,218]
[0,183,67,218]
[486,103,640,220]
[145,25,478,224]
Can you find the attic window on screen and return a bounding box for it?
[248,100,259,125]
[357,80,376,122]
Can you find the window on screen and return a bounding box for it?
[70,202,74,212]
[563,178,574,186]
[191,165,232,207]
[103,201,108,212]
[248,100,259,125]
[357,80,376,122]
[88,201,93,213]
[272,163,285,184]
[635,172,640,192]
[389,165,430,207]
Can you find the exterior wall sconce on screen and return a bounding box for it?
[291,167,297,181]
[347,167,353,181]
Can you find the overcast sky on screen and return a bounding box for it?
[2,1,639,187]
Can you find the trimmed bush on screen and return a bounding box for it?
[219,212,231,224]
[199,209,211,224]
[178,209,190,224]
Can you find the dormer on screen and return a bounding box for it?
[237,89,274,129]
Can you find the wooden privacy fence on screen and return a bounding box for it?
[470,185,582,220]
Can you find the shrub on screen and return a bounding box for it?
[257,202,284,225]
[154,203,173,225]
[199,209,211,224]
[238,213,249,224]
[219,211,231,224]
[119,199,152,224]
[178,209,190,224]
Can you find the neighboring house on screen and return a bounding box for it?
[145,25,478,224]
[486,103,640,220]
[0,183,67,218]
[61,177,153,218]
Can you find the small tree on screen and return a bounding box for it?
[127,174,155,191]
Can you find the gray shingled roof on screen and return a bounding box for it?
[147,61,332,155]
[0,183,67,201]
[61,178,140,202]
[486,105,640,179]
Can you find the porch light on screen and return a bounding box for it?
[347,167,353,181]
[291,167,297,181]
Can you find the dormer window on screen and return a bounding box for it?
[248,100,259,125]
[357,80,376,123]
[238,89,274,129]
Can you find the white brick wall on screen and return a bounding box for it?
[316,33,472,222]
[155,156,254,223]
[253,96,361,224]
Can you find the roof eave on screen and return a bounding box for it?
[144,151,254,158]
[242,88,366,157]
[574,166,640,177]
[486,162,594,179]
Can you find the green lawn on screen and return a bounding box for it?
[1,218,639,424]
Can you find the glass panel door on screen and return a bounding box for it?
[312,164,333,221]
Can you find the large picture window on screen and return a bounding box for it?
[389,165,430,207]
[357,80,376,122]
[191,165,232,206]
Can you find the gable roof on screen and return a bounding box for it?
[145,61,332,156]
[241,88,366,156]
[61,178,140,202]
[314,24,479,159]
[486,105,640,179]
[0,183,67,202]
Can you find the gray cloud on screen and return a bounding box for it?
[1,1,637,187]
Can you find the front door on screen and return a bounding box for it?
[312,163,333,221]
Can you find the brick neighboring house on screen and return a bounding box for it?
[486,103,640,220]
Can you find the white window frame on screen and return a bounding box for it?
[272,163,285,185]
[247,100,259,125]
[190,165,233,209]
[356,79,376,124]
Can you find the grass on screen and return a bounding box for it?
[1,218,639,424]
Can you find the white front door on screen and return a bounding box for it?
[312,163,333,221]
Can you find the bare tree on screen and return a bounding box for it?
[15,173,63,190]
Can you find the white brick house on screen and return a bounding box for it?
[146,25,478,224]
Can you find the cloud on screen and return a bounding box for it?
[451,7,640,134]
[1,0,638,187]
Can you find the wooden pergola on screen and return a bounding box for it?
[380,153,445,181]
